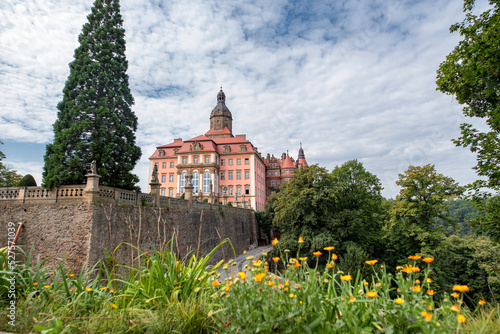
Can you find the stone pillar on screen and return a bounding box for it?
[150,181,161,207]
[222,194,228,205]
[184,184,194,202]
[85,173,101,202]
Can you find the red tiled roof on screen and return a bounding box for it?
[205,127,233,136]
[282,155,295,169]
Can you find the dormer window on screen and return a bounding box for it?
[224,146,231,153]
[240,145,246,152]
[158,150,165,157]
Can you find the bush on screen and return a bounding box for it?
[17,174,37,187]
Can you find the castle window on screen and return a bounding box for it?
[229,159,233,165]
[205,156,210,163]
[228,186,233,195]
[224,146,230,153]
[161,175,166,182]
[245,171,249,179]
[180,173,186,193]
[162,162,166,168]
[193,172,199,194]
[182,157,187,164]
[228,172,233,180]
[245,186,250,195]
[170,162,174,168]
[240,145,246,152]
[236,171,241,180]
[169,175,174,182]
[236,158,241,165]
[236,186,241,195]
[203,172,210,193]
[221,159,225,165]
[159,150,165,157]
[193,156,199,164]
[245,158,249,164]
[161,189,165,196]
[221,172,225,180]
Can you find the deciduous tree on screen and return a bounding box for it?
[43,0,141,190]
[436,0,500,242]
[0,141,23,187]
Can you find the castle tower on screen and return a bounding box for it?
[210,87,233,133]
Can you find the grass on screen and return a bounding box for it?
[1,237,499,333]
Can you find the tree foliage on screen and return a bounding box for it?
[17,174,37,187]
[43,0,141,190]
[0,141,23,187]
[384,164,463,259]
[271,161,385,261]
[436,0,500,242]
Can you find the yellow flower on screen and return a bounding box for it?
[416,279,420,283]
[341,275,352,281]
[479,299,486,305]
[212,280,220,287]
[427,278,433,283]
[349,295,356,302]
[457,314,466,323]
[421,311,432,322]
[289,293,296,298]
[313,251,322,256]
[401,264,420,273]
[69,274,75,277]
[365,291,377,298]
[453,285,470,292]
[272,257,280,262]
[365,260,378,265]
[86,288,92,292]
[451,292,460,298]
[293,261,301,268]
[225,284,230,292]
[450,304,460,312]
[412,285,421,292]
[331,253,338,260]
[109,289,115,293]
[408,255,421,260]
[266,281,275,287]
[44,285,51,289]
[100,287,107,291]
[237,272,247,280]
[285,280,290,286]
[364,282,369,286]
[324,246,335,251]
[254,272,266,283]
[272,238,278,245]
[394,298,404,304]
[422,257,434,263]
[299,257,308,261]
[278,284,284,289]
[326,263,333,269]
[298,236,304,243]
[111,303,117,309]
[33,282,38,286]
[426,289,436,295]
[252,260,262,267]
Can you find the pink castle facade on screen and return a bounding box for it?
[149,89,307,210]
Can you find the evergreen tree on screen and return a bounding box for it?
[43,0,141,190]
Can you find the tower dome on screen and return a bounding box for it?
[210,87,233,133]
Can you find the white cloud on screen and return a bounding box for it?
[0,0,483,198]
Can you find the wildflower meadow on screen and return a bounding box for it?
[1,236,499,333]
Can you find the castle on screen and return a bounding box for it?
[149,88,307,210]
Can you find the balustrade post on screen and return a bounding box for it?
[85,172,101,203]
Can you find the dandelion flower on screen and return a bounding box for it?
[457,314,466,323]
[313,251,322,256]
[394,298,404,304]
[243,250,247,254]
[341,275,352,281]
[365,260,378,265]
[365,291,377,298]
[272,238,278,245]
[289,293,296,298]
[86,288,92,292]
[422,257,434,263]
[324,246,335,251]
[298,236,304,243]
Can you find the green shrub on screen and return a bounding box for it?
[17,174,37,187]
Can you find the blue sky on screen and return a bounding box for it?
[0,0,489,198]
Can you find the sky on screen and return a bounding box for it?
[0,0,490,198]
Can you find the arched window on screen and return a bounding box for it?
[203,172,210,193]
[180,173,186,194]
[193,172,199,194]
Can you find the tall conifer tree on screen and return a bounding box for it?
[43,0,141,190]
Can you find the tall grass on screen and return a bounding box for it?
[1,237,499,333]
